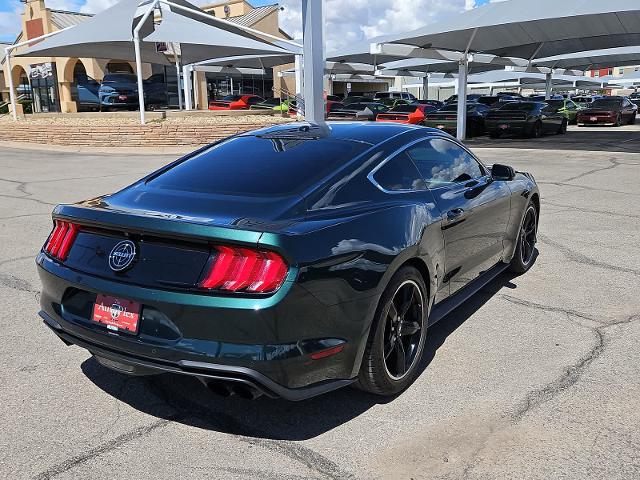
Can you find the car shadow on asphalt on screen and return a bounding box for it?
[465,129,640,153]
[80,268,526,441]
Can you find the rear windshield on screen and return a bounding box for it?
[103,74,137,83]
[390,105,418,113]
[438,104,477,112]
[498,102,539,111]
[545,100,564,109]
[146,135,368,196]
[591,99,622,108]
[220,95,243,101]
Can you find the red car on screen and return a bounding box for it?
[376,104,435,124]
[577,96,637,126]
[209,94,264,110]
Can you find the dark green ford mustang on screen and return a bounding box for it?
[37,122,539,400]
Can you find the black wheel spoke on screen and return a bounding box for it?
[387,301,399,321]
[399,286,415,316]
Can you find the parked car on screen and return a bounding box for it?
[571,95,604,108]
[325,100,344,115]
[377,98,414,108]
[477,95,522,108]
[36,122,540,400]
[342,95,374,105]
[326,95,343,102]
[250,98,291,112]
[209,94,264,110]
[577,96,637,126]
[444,94,483,104]
[416,99,445,109]
[73,75,100,111]
[98,74,140,111]
[374,91,417,102]
[485,101,567,138]
[143,74,169,110]
[544,98,582,124]
[375,103,436,124]
[328,102,389,121]
[423,102,491,137]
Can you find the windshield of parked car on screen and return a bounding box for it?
[220,95,243,102]
[590,99,623,109]
[146,135,368,196]
[102,74,137,83]
[390,104,419,113]
[498,102,539,111]
[437,104,478,112]
[545,100,564,109]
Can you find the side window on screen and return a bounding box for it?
[372,152,427,192]
[406,138,485,188]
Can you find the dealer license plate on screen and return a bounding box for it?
[590,116,597,121]
[118,95,128,101]
[499,124,509,129]
[436,125,445,129]
[92,294,141,334]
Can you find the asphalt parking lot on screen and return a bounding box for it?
[1,124,639,480]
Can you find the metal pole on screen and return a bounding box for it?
[456,58,468,141]
[301,0,325,125]
[174,45,182,110]
[422,74,429,100]
[545,72,553,100]
[294,55,303,97]
[183,65,191,110]
[133,0,158,125]
[5,49,17,121]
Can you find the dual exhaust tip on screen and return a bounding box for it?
[203,379,264,400]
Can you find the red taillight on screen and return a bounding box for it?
[199,246,288,294]
[44,220,79,261]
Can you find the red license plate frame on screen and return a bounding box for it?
[92,294,141,334]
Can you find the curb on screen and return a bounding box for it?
[0,141,200,155]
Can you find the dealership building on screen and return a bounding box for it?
[0,0,303,113]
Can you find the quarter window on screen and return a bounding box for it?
[406,138,485,188]
[372,152,427,192]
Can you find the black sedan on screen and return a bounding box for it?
[423,102,491,137]
[577,96,637,126]
[37,123,539,401]
[485,101,567,138]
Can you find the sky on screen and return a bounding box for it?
[0,0,492,45]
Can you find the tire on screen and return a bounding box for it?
[510,203,538,274]
[357,266,429,396]
[558,119,567,135]
[489,131,501,139]
[629,114,636,125]
[528,121,542,138]
[614,114,622,127]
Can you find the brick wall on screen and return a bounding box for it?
[0,122,284,147]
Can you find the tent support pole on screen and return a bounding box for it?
[133,0,159,125]
[174,46,182,110]
[545,72,553,100]
[4,49,17,121]
[422,74,429,100]
[301,0,325,125]
[457,57,468,141]
[183,65,192,110]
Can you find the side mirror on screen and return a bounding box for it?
[491,163,515,181]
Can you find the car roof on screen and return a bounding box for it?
[245,122,436,146]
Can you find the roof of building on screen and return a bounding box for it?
[49,9,93,29]
[226,4,279,27]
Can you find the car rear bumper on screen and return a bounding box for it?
[37,254,363,399]
[485,120,531,134]
[40,310,353,401]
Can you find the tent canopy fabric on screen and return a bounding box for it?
[533,47,640,71]
[145,9,290,64]
[380,0,640,60]
[467,70,603,88]
[194,54,294,69]
[16,0,170,64]
[379,54,528,76]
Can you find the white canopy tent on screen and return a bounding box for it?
[9,0,311,124]
[372,0,640,139]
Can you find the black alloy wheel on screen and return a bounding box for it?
[382,280,424,380]
[558,119,568,135]
[357,267,428,395]
[615,114,622,127]
[510,203,538,274]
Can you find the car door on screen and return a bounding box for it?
[406,137,512,295]
[541,104,562,133]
